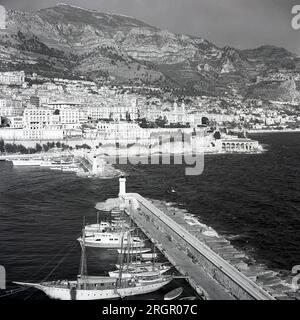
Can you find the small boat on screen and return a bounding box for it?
[109,270,161,279]
[61,167,79,173]
[85,222,111,235]
[112,216,126,221]
[40,161,53,167]
[140,253,158,260]
[179,296,198,301]
[78,232,145,249]
[115,261,169,268]
[84,211,130,235]
[117,248,151,254]
[111,209,121,213]
[111,209,122,215]
[111,214,121,219]
[166,186,178,196]
[111,218,127,224]
[115,261,153,268]
[12,159,42,166]
[164,287,183,300]
[109,264,171,279]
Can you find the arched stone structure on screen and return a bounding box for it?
[221,140,258,153]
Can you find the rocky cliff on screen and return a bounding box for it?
[1,3,299,100]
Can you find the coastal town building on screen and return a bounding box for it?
[0,98,24,117]
[165,102,189,124]
[47,101,82,110]
[9,117,23,129]
[0,71,299,147]
[0,71,25,86]
[95,121,150,140]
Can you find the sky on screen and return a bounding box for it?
[1,0,299,54]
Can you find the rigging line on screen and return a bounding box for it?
[28,232,82,282]
[0,287,31,298]
[41,243,78,283]
[24,288,37,301]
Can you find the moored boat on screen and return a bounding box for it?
[117,248,151,254]
[12,159,43,166]
[109,264,171,279]
[164,287,183,300]
[78,232,145,249]
[14,274,172,300]
[140,253,158,260]
[179,296,198,300]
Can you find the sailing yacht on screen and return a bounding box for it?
[14,274,172,300]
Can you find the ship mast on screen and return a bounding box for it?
[79,219,87,289]
[126,213,134,269]
[96,212,100,231]
[117,211,126,288]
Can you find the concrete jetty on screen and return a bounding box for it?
[117,178,278,300]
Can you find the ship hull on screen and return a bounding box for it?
[82,241,145,249]
[108,267,170,278]
[12,160,42,166]
[78,237,145,249]
[15,279,171,300]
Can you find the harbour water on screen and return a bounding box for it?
[0,133,299,299]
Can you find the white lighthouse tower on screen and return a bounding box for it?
[119,176,126,197]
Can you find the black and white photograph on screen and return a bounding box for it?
[0,0,299,314]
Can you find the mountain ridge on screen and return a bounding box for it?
[1,4,299,100]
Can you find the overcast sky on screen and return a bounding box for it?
[1,0,299,54]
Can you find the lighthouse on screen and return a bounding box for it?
[119,176,126,196]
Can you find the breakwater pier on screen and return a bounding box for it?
[116,178,294,300]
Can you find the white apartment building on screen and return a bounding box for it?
[86,104,139,121]
[9,116,23,129]
[86,106,105,120]
[0,98,24,117]
[23,107,53,129]
[0,71,25,86]
[46,102,87,128]
[93,121,195,143]
[106,104,139,121]
[47,101,82,110]
[22,107,64,140]
[59,108,87,129]
[23,128,63,140]
[96,122,149,140]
